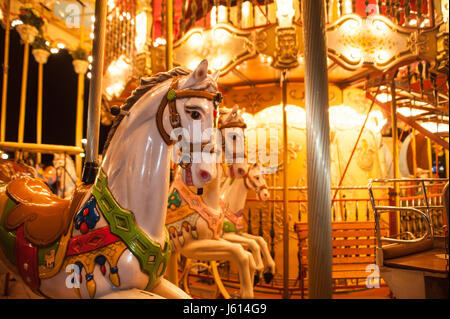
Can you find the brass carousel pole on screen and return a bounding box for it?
[281,69,289,299]
[82,0,107,183]
[390,77,400,233]
[411,128,417,176]
[302,0,332,298]
[18,41,31,144]
[165,0,178,286]
[32,48,50,164]
[1,0,11,142]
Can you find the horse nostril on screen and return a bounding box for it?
[199,170,211,182]
[238,168,246,176]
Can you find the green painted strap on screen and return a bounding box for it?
[0,198,18,265]
[92,169,171,290]
[223,220,237,233]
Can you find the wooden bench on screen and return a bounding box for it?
[294,221,388,295]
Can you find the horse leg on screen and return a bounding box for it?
[181,239,256,299]
[151,277,192,299]
[241,233,276,282]
[222,232,264,283]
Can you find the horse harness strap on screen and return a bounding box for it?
[156,76,222,146]
[92,169,171,291]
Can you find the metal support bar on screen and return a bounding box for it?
[36,62,44,164]
[165,0,173,70]
[302,0,332,299]
[281,69,289,299]
[83,0,107,183]
[390,78,400,235]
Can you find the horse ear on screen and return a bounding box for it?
[182,59,208,89]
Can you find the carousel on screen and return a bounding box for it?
[0,0,448,299]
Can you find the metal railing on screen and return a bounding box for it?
[368,178,448,247]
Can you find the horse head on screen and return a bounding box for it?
[218,104,247,179]
[245,163,270,201]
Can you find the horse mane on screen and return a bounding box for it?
[102,67,191,155]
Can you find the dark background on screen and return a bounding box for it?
[0,25,110,167]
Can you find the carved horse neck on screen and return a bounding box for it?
[101,84,172,247]
[221,175,248,214]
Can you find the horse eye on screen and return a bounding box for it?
[190,111,201,120]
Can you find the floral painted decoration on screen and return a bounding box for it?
[74,196,101,234]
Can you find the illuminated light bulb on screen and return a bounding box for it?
[81,138,87,144]
[267,56,273,64]
[119,15,124,21]
[376,93,392,103]
[87,72,92,79]
[88,64,92,70]
[376,50,389,63]
[420,122,449,133]
[88,55,93,63]
[409,19,417,26]
[396,107,427,117]
[80,153,85,158]
[211,56,226,70]
[342,19,359,35]
[45,41,50,46]
[153,37,166,47]
[57,43,65,49]
[90,32,94,39]
[188,32,204,49]
[348,48,362,62]
[11,19,23,27]
[275,0,295,28]
[1,153,8,160]
[218,6,227,23]
[214,28,229,42]
[420,18,430,27]
[373,20,389,34]
[106,87,114,96]
[135,12,147,53]
[91,16,95,23]
[210,6,217,26]
[50,48,59,54]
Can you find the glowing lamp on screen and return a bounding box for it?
[275,0,295,28]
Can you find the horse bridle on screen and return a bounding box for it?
[156,76,222,147]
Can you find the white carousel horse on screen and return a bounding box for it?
[166,163,257,299]
[53,153,78,199]
[220,162,275,283]
[166,105,261,298]
[0,60,221,299]
[218,105,275,283]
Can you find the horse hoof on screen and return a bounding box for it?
[263,270,274,284]
[253,272,260,286]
